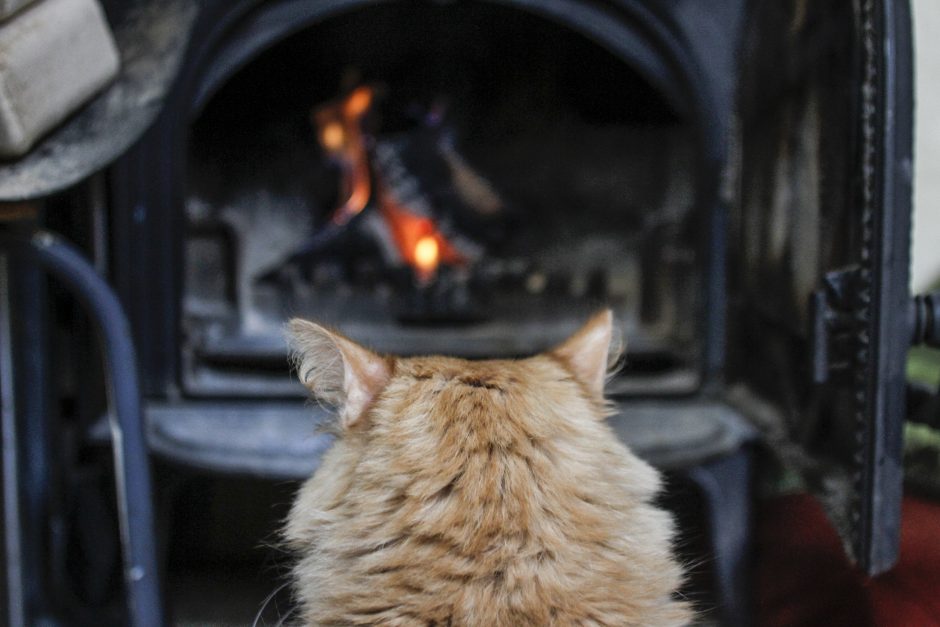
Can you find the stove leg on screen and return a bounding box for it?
[685,446,755,627]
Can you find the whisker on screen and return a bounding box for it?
[253,580,291,627]
[274,606,298,627]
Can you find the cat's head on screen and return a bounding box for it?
[282,310,638,547]
[286,310,620,435]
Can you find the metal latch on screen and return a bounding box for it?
[810,266,869,384]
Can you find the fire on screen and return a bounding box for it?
[377,193,464,278]
[413,236,440,275]
[313,86,374,225]
[313,84,467,281]
[343,86,373,117]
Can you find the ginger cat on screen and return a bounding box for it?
[284,311,690,626]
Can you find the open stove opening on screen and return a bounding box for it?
[183,2,700,398]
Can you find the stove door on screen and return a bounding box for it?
[730,0,913,574]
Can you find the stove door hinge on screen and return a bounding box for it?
[911,291,940,349]
[908,293,940,430]
[810,266,870,385]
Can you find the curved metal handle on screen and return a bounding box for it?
[0,229,164,627]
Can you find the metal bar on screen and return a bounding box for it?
[858,0,913,575]
[8,252,55,626]
[0,230,164,627]
[0,254,26,627]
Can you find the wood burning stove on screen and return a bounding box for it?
[0,0,932,624]
[179,2,704,398]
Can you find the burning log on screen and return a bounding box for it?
[289,85,503,280]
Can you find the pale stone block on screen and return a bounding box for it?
[0,0,39,21]
[0,0,119,158]
[913,0,940,290]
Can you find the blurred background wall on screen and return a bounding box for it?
[913,0,940,291]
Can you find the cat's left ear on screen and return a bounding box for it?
[286,319,392,429]
[549,309,619,396]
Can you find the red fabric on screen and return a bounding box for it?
[757,494,940,626]
[868,497,940,625]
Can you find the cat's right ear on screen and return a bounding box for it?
[286,319,392,429]
[549,309,619,396]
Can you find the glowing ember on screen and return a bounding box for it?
[378,193,464,274]
[413,235,440,275]
[319,121,345,151]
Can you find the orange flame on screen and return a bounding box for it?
[313,86,374,225]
